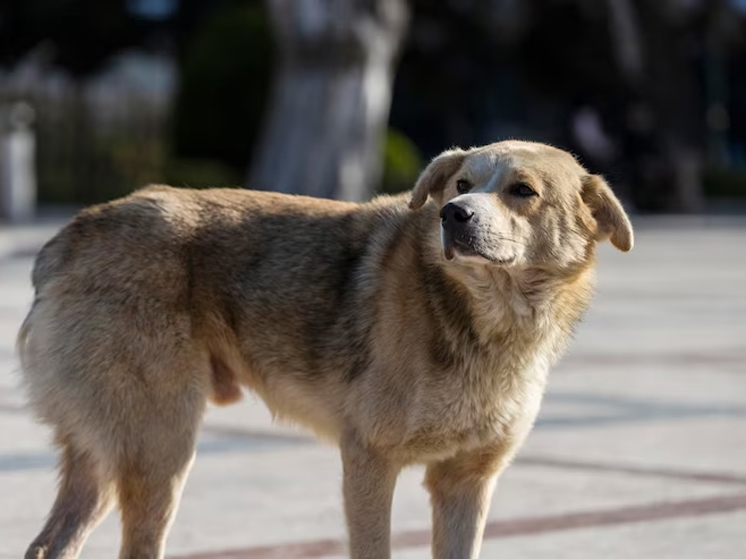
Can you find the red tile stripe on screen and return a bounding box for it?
[174,493,746,559]
[516,455,746,486]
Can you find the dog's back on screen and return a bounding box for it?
[19,185,379,429]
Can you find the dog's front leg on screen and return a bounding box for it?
[341,431,399,559]
[424,447,507,559]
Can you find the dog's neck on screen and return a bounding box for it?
[419,221,597,367]
[470,261,594,353]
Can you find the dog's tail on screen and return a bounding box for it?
[15,218,84,434]
[16,224,70,378]
[16,300,35,373]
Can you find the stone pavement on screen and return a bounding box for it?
[1,216,745,559]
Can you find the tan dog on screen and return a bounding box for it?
[18,141,632,559]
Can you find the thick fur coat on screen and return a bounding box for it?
[18,141,632,559]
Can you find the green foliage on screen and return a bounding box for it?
[380,129,423,195]
[172,1,273,174]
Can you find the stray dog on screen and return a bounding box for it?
[18,141,632,559]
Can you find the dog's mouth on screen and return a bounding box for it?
[443,239,516,266]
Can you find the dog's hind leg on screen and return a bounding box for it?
[116,391,205,559]
[25,438,115,559]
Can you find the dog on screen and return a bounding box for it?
[18,140,632,559]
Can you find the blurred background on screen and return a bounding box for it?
[1,0,746,217]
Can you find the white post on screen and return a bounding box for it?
[0,102,37,222]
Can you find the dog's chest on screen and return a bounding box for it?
[402,348,551,460]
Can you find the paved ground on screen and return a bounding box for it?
[1,216,745,559]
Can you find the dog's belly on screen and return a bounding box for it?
[248,365,345,441]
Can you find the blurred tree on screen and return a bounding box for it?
[249,0,409,201]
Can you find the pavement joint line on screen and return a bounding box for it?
[3,350,746,369]
[543,391,746,415]
[202,424,314,444]
[560,352,746,368]
[0,403,24,415]
[533,410,746,430]
[515,455,746,486]
[591,289,746,301]
[3,406,746,474]
[171,493,746,559]
[3,430,745,489]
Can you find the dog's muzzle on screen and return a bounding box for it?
[440,201,477,260]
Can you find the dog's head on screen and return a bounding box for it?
[409,141,633,271]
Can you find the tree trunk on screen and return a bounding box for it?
[249,0,408,201]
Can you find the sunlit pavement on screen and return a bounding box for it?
[1,216,745,559]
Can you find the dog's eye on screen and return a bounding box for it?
[456,179,471,194]
[509,182,537,198]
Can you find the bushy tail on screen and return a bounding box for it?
[16,299,37,374]
[17,223,71,376]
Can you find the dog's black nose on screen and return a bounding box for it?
[440,202,474,224]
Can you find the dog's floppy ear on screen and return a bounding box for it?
[581,174,634,252]
[409,148,466,210]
